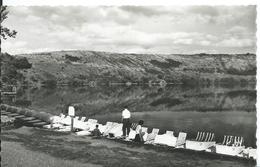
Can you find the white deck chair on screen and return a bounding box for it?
[105,122,119,136]
[226,136,234,146]
[204,132,209,142]
[176,132,187,147]
[76,130,92,136]
[195,132,200,141]
[225,136,230,145]
[60,116,72,125]
[145,128,160,144]
[222,135,227,145]
[142,127,148,133]
[239,137,244,146]
[238,137,242,146]
[60,114,66,119]
[80,117,86,122]
[141,127,148,141]
[166,131,174,136]
[128,129,136,139]
[87,119,98,124]
[200,132,205,141]
[154,132,177,147]
[103,122,114,136]
[151,128,160,134]
[197,132,203,141]
[206,133,212,142]
[109,123,123,138]
[98,123,107,134]
[233,136,238,146]
[74,116,79,120]
[131,123,138,130]
[209,133,214,142]
[56,125,71,132]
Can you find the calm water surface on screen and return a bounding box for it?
[3,84,256,147]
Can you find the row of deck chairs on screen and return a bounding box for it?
[222,135,244,147]
[48,115,246,150]
[47,116,188,148]
[195,132,215,142]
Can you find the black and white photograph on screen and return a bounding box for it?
[0,1,258,167]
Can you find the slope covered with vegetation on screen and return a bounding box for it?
[1,51,256,87]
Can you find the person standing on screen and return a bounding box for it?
[122,106,131,138]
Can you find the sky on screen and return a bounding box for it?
[1,6,257,54]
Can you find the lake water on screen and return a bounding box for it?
[2,84,256,148]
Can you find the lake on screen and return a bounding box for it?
[2,83,256,148]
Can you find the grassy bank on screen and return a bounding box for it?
[1,126,256,167]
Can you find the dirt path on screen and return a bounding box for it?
[1,127,256,167]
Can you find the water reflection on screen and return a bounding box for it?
[3,84,256,147]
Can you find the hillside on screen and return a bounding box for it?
[1,50,256,87]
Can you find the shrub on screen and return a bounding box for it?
[42,80,57,88]
[34,112,52,123]
[13,57,32,69]
[15,100,32,107]
[0,104,8,110]
[24,109,34,117]
[149,59,182,69]
[6,107,18,113]
[17,109,25,115]
[65,54,80,62]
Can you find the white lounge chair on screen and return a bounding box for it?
[128,127,148,141]
[195,131,200,141]
[154,130,177,147]
[185,131,216,151]
[216,144,245,156]
[103,122,114,136]
[43,123,64,129]
[87,119,98,124]
[98,123,107,134]
[109,123,123,138]
[131,123,138,130]
[60,116,72,125]
[56,125,71,132]
[105,122,122,138]
[76,130,92,136]
[73,120,90,130]
[176,132,187,148]
[128,129,136,139]
[59,114,66,119]
[141,127,148,141]
[248,148,257,159]
[80,117,86,122]
[215,135,245,157]
[145,128,160,144]
[166,131,174,136]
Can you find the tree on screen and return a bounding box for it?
[1,6,17,40]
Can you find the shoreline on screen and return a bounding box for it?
[1,104,257,160]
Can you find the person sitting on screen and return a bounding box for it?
[134,120,145,143]
[92,124,102,138]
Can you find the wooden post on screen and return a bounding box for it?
[70,116,74,132]
[50,117,53,129]
[68,106,75,132]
